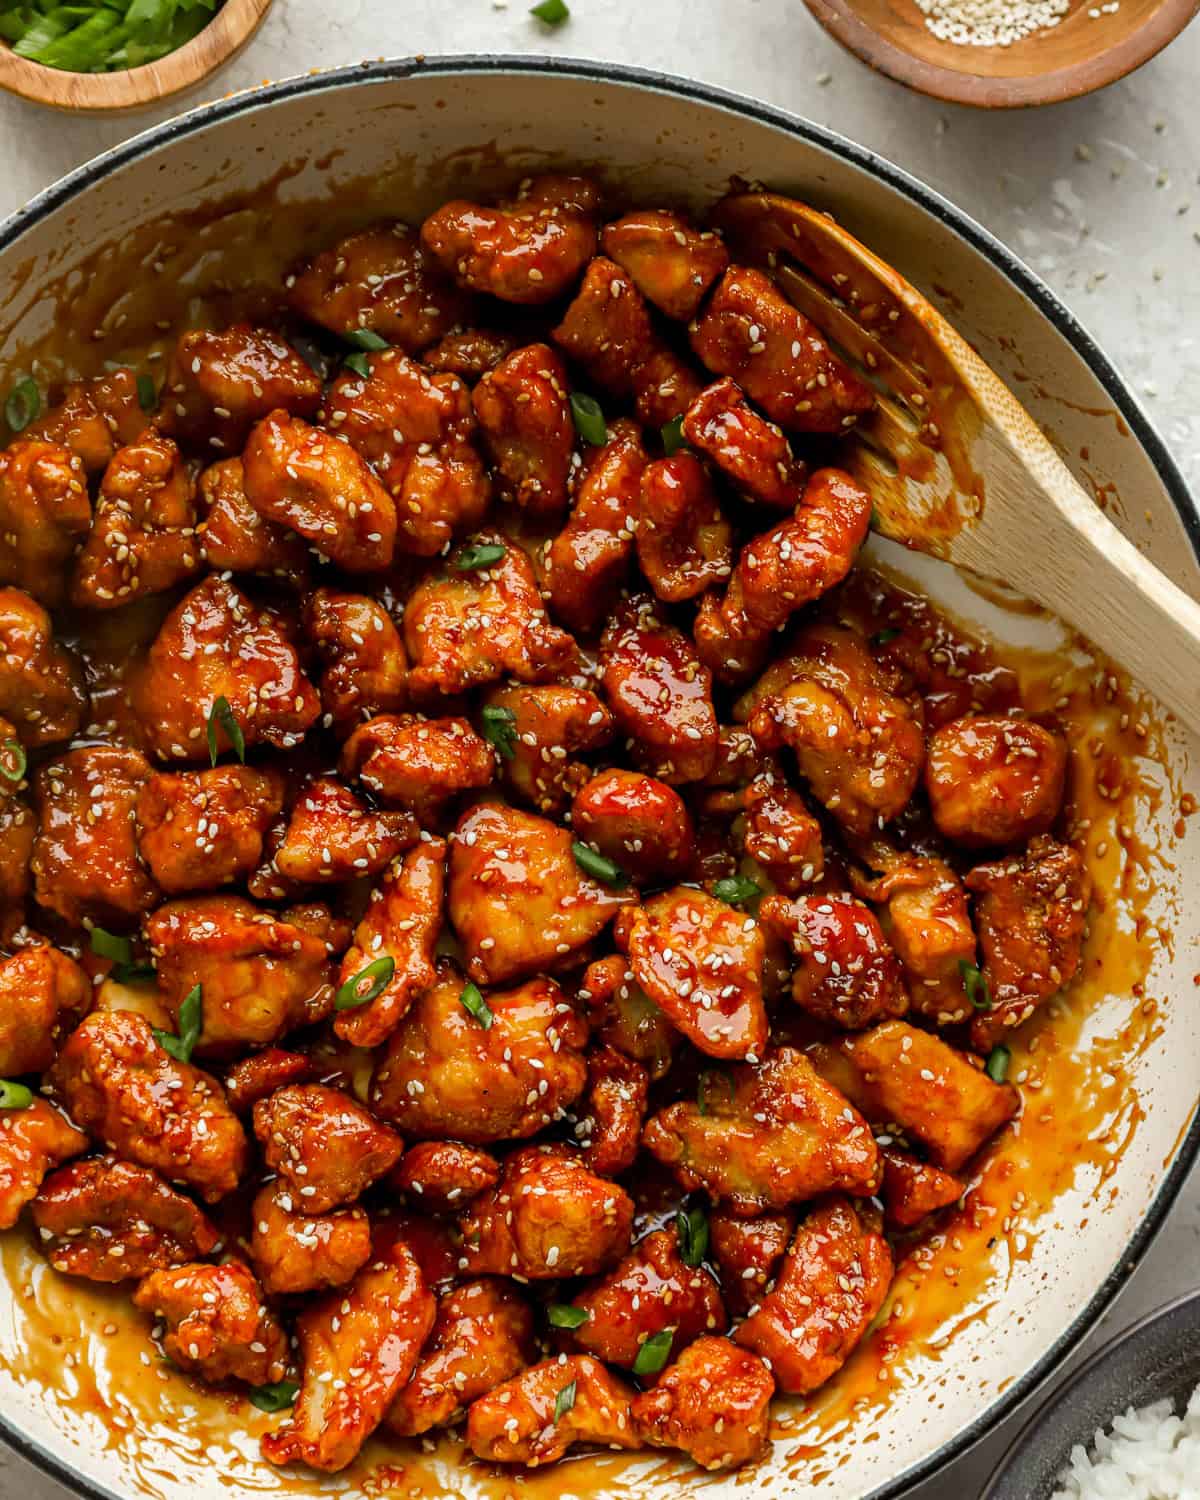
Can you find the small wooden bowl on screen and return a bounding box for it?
[802,0,1200,106]
[0,0,273,112]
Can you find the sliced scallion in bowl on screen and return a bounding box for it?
[0,0,221,74]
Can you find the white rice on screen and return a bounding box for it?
[1052,1383,1200,1500]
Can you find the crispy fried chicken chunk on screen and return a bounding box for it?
[581,955,678,1081]
[0,945,90,1076]
[632,1337,774,1471]
[0,587,87,746]
[575,1044,649,1177]
[709,1208,796,1316]
[391,1140,499,1213]
[198,457,312,583]
[484,682,612,816]
[636,451,732,602]
[134,1260,289,1387]
[601,210,729,321]
[340,713,494,820]
[571,769,694,886]
[304,588,407,732]
[224,1047,314,1115]
[250,1181,371,1296]
[467,1353,638,1466]
[760,892,909,1030]
[879,1147,963,1230]
[682,378,807,510]
[926,715,1068,848]
[0,438,90,606]
[0,1099,88,1230]
[24,369,143,475]
[135,765,286,895]
[423,328,520,382]
[552,256,659,396]
[472,345,575,519]
[253,1083,402,1213]
[273,777,417,884]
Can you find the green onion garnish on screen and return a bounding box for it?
[632,1328,674,1376]
[571,841,627,889]
[0,1080,33,1110]
[547,1304,589,1330]
[713,874,760,906]
[959,960,992,1011]
[335,956,396,1011]
[871,628,901,647]
[530,0,569,22]
[90,927,133,965]
[4,377,39,433]
[451,542,506,573]
[985,1044,1011,1084]
[459,981,494,1030]
[480,704,518,762]
[696,1070,734,1117]
[7,0,219,75]
[206,694,245,767]
[569,392,607,447]
[248,1380,299,1413]
[344,328,389,351]
[553,1379,577,1422]
[675,1205,709,1268]
[153,983,203,1063]
[344,351,372,379]
[660,414,686,455]
[137,373,157,411]
[0,738,26,783]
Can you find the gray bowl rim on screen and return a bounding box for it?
[0,50,1196,1500]
[981,1285,1200,1499]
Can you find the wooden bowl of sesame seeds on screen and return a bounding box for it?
[800,0,1199,105]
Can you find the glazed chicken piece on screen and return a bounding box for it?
[304,588,407,731]
[273,777,417,884]
[391,1140,499,1213]
[24,368,144,475]
[159,324,322,454]
[135,765,286,894]
[467,1353,638,1467]
[375,1211,461,1289]
[632,1336,774,1471]
[322,349,490,556]
[745,621,925,836]
[704,724,769,789]
[0,945,90,1076]
[759,892,909,1030]
[385,1278,535,1436]
[631,344,705,429]
[423,327,520,382]
[32,745,159,924]
[134,1260,289,1387]
[697,467,871,685]
[371,963,588,1143]
[224,1047,314,1115]
[198,457,313,583]
[287,223,472,351]
[580,954,678,1081]
[636,452,732,603]
[334,837,445,1048]
[31,1155,221,1282]
[576,1044,649,1176]
[879,1147,963,1230]
[471,344,575,519]
[253,1083,403,1213]
[447,801,634,985]
[50,1010,247,1202]
[739,772,824,893]
[242,409,397,573]
[543,419,647,635]
[601,210,730,322]
[0,588,87,747]
[0,795,35,942]
[642,1046,880,1214]
[614,886,767,1060]
[132,575,320,761]
[483,682,613,816]
[460,1144,634,1280]
[709,1208,797,1316]
[145,895,336,1052]
[690,265,875,433]
[0,1099,88,1230]
[965,834,1090,1052]
[926,715,1068,848]
[600,596,718,784]
[0,438,90,605]
[261,1237,435,1472]
[551,256,659,396]
[809,1019,1019,1173]
[571,769,694,886]
[250,1181,371,1296]
[403,534,577,697]
[340,714,493,821]
[681,378,807,510]
[570,1228,725,1369]
[422,175,600,305]
[734,1196,892,1393]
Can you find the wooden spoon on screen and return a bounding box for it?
[713,190,1200,733]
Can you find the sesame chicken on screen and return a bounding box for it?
[642,1046,881,1213]
[708,1207,797,1316]
[580,954,679,1080]
[737,771,825,893]
[0,795,35,942]
[223,1047,314,1115]
[31,1155,221,1282]
[391,1140,499,1214]
[159,325,322,454]
[632,1336,774,1471]
[0,438,90,606]
[630,344,705,429]
[273,776,417,884]
[879,1147,963,1230]
[134,1260,289,1387]
[253,1083,403,1213]
[340,713,493,821]
[249,1181,371,1296]
[551,256,659,397]
[24,368,144,475]
[423,327,521,382]
[421,175,601,305]
[198,457,313,583]
[50,1009,247,1202]
[682,378,807,510]
[0,1099,88,1230]
[576,1043,649,1176]
[636,451,732,602]
[601,210,730,321]
[0,587,87,746]
[370,963,588,1143]
[734,1196,893,1393]
[466,1353,638,1466]
[926,714,1068,848]
[135,765,286,894]
[0,945,89,1076]
[571,769,694,886]
[483,682,613,816]
[472,344,575,520]
[304,587,407,731]
[385,1278,535,1436]
[759,892,909,1030]
[260,1237,435,1472]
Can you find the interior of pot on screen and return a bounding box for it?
[0,59,1197,1500]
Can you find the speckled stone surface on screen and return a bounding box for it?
[0,5,1197,1497]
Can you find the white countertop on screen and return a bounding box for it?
[0,4,1198,1497]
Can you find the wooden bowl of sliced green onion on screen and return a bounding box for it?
[0,0,273,110]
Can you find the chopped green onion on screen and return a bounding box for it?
[0,1080,33,1110]
[344,351,372,379]
[871,628,901,648]
[5,377,39,433]
[459,981,494,1030]
[344,328,389,351]
[660,414,686,455]
[958,960,992,1011]
[90,927,133,966]
[553,1379,577,1422]
[113,961,157,985]
[248,1380,299,1413]
[547,1304,589,1330]
[4,0,217,73]
[451,542,506,573]
[713,874,760,906]
[480,704,518,762]
[335,956,396,1011]
[632,1328,674,1376]
[136,373,157,411]
[153,983,203,1064]
[530,0,569,21]
[697,1070,734,1117]
[675,1205,708,1268]
[985,1044,1011,1084]
[206,694,245,767]
[0,738,26,783]
[569,392,607,447]
[571,841,627,889]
